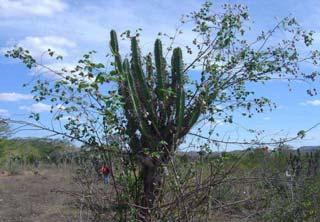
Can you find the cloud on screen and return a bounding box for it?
[1,0,198,59]
[19,103,65,113]
[1,35,77,60]
[0,108,9,117]
[19,102,51,112]
[0,92,32,102]
[301,100,320,106]
[12,36,76,58]
[263,117,271,120]
[0,0,67,17]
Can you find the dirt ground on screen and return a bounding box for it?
[0,166,77,222]
[0,166,255,222]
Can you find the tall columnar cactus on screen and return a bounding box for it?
[110,30,206,158]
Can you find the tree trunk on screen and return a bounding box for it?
[135,145,172,221]
[138,161,161,221]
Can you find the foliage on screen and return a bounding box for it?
[260,149,320,221]
[70,147,320,221]
[0,137,75,166]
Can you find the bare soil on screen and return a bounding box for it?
[0,166,77,222]
[0,166,255,222]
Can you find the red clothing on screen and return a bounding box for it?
[99,165,110,175]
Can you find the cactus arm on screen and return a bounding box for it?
[176,91,185,136]
[110,29,129,113]
[123,59,155,141]
[110,31,147,150]
[146,54,153,83]
[171,48,185,135]
[131,37,159,131]
[110,30,122,73]
[154,39,171,127]
[154,39,165,99]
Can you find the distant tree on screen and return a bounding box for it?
[5,1,320,220]
[0,119,10,138]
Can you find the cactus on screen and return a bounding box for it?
[110,30,211,157]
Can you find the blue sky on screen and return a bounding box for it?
[0,0,320,150]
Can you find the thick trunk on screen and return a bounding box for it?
[138,163,159,222]
[143,164,157,204]
[135,144,173,221]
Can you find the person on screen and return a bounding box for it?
[99,163,110,185]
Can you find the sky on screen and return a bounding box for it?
[0,0,320,150]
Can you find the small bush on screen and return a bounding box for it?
[4,159,20,175]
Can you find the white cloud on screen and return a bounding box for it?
[19,102,51,112]
[0,92,32,102]
[15,36,76,57]
[0,108,9,117]
[1,35,77,59]
[0,0,202,73]
[0,0,67,17]
[19,103,65,113]
[301,100,320,106]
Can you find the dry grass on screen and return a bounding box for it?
[0,165,258,222]
[0,165,77,222]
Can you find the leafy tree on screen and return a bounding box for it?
[5,2,320,220]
